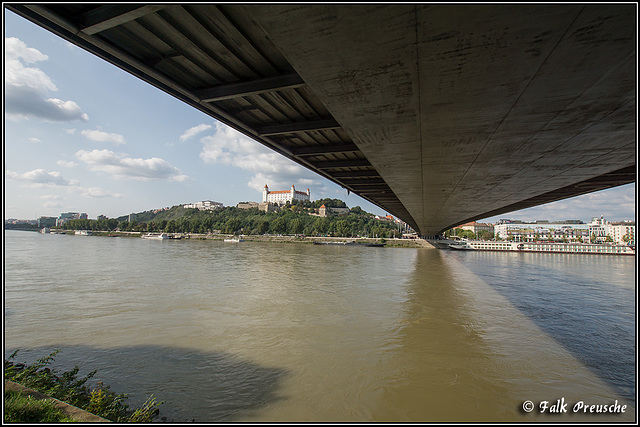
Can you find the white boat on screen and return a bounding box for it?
[39,227,50,233]
[449,240,635,255]
[75,230,91,236]
[141,233,169,240]
[224,237,245,242]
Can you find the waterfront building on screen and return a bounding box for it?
[5,219,38,226]
[183,200,224,211]
[494,220,589,242]
[56,212,87,226]
[38,216,57,228]
[608,221,635,246]
[588,216,608,242]
[588,216,635,246]
[457,221,494,235]
[263,184,310,205]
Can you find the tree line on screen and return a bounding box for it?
[60,200,405,238]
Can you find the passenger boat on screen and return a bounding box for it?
[75,230,91,236]
[141,233,169,240]
[224,237,245,242]
[449,240,635,255]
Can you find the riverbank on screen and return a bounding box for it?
[42,229,430,248]
[4,381,109,423]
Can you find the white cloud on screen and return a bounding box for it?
[41,195,63,209]
[81,129,126,145]
[43,200,63,209]
[484,183,636,223]
[28,137,41,143]
[77,186,124,199]
[57,160,78,168]
[4,37,89,122]
[199,122,323,193]
[180,124,212,141]
[5,168,78,187]
[76,149,188,182]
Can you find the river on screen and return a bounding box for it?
[3,230,636,422]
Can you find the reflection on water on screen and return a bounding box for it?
[3,231,635,422]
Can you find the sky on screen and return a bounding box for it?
[3,9,637,226]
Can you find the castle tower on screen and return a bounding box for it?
[263,184,269,203]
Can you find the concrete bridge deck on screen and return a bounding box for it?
[7,4,635,236]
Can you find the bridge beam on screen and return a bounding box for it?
[197,73,305,102]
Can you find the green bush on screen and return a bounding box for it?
[4,349,162,422]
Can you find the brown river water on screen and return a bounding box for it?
[4,230,635,422]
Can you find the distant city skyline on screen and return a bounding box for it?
[4,10,636,226]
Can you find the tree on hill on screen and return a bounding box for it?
[61,200,408,238]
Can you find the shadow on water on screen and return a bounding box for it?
[448,251,636,405]
[4,345,288,422]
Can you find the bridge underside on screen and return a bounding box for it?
[8,4,635,235]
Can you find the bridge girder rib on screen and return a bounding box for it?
[197,73,306,102]
[78,5,167,35]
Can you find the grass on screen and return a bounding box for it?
[5,349,163,422]
[4,390,75,423]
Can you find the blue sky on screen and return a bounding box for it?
[4,10,636,225]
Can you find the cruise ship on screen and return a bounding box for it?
[448,240,635,255]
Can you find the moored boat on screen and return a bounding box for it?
[224,237,245,242]
[313,241,356,245]
[141,233,169,240]
[448,240,635,255]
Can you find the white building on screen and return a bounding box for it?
[588,216,608,242]
[589,216,635,245]
[56,212,87,226]
[263,185,310,205]
[494,220,589,242]
[183,200,224,211]
[609,222,635,246]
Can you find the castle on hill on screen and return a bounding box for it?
[263,184,310,206]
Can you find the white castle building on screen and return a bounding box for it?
[263,184,310,205]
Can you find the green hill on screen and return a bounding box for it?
[63,199,408,238]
